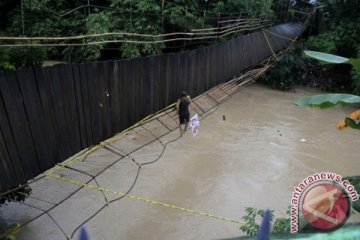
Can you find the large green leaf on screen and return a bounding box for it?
[294,94,360,109]
[303,50,349,64]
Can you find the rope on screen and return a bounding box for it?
[262,30,279,61]
[49,174,246,227]
[0,23,271,48]
[0,20,268,41]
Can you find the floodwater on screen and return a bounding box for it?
[1,84,360,240]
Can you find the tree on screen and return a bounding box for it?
[0,0,276,69]
[307,0,360,94]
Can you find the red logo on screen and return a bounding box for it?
[301,182,351,231]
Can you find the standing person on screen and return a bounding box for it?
[176,91,191,136]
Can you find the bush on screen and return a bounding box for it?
[240,207,290,236]
[0,186,32,207]
[307,20,360,57]
[260,46,323,91]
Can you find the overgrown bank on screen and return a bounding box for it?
[260,0,360,95]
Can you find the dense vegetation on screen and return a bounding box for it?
[0,0,281,70]
[261,0,360,94]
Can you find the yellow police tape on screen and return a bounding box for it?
[45,102,176,176]
[48,173,246,225]
[263,29,296,42]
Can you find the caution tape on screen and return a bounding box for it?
[48,174,245,225]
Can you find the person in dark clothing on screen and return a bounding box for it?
[176,91,191,136]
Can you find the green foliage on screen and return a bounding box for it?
[317,0,360,24]
[307,15,360,94]
[240,207,273,236]
[1,235,16,240]
[351,69,360,95]
[212,0,274,19]
[0,187,30,240]
[0,186,32,206]
[6,43,48,69]
[272,218,290,234]
[307,21,360,57]
[110,0,165,58]
[260,47,322,91]
[240,207,291,236]
[0,0,276,67]
[345,118,360,130]
[261,53,298,91]
[272,206,291,234]
[351,48,360,95]
[0,48,15,71]
[63,11,112,62]
[307,31,337,54]
[307,1,360,93]
[231,224,360,239]
[294,93,360,108]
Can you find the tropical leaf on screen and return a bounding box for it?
[294,94,360,108]
[303,50,349,64]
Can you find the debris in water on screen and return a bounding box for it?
[300,138,306,142]
[223,115,226,121]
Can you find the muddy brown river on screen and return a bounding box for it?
[1,84,359,240]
